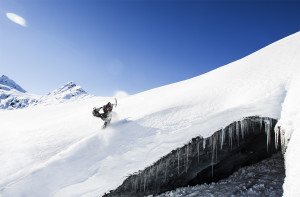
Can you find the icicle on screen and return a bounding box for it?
[164,159,167,182]
[240,120,244,140]
[221,128,225,150]
[228,125,233,150]
[211,142,214,177]
[275,126,279,149]
[173,152,175,167]
[281,128,286,154]
[211,134,217,177]
[137,176,140,193]
[155,164,158,189]
[203,138,206,150]
[251,119,254,133]
[147,169,149,190]
[260,117,263,130]
[143,172,147,192]
[245,119,248,135]
[131,176,134,192]
[215,133,218,162]
[264,118,271,151]
[270,119,273,132]
[140,175,142,192]
[197,139,200,164]
[186,145,188,173]
[177,149,180,175]
[241,119,248,140]
[135,176,138,193]
[235,121,240,146]
[134,176,137,193]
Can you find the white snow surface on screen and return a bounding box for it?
[275,64,300,196]
[1,31,300,196]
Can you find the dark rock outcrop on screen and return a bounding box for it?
[103,116,280,197]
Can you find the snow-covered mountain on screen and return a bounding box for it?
[0,75,26,93]
[0,31,300,197]
[0,75,40,109]
[48,81,88,99]
[0,77,90,110]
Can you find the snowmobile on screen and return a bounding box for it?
[92,98,117,129]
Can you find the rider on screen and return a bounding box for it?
[93,101,116,127]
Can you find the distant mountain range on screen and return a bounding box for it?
[0,75,90,110]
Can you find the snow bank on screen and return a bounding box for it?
[275,66,300,196]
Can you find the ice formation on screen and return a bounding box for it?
[104,116,279,197]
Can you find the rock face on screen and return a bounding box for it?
[104,116,280,197]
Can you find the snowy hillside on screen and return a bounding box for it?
[0,31,300,197]
[0,76,90,110]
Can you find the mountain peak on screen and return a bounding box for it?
[48,81,87,99]
[66,81,76,86]
[0,75,26,93]
[61,81,76,90]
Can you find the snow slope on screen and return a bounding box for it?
[1,31,300,196]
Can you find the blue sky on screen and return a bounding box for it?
[1,0,300,96]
